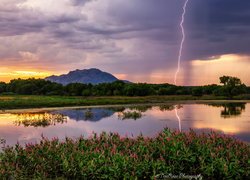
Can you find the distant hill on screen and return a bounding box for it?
[45,68,125,85]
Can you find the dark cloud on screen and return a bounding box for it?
[0,0,249,80]
[71,0,93,6]
[184,0,250,60]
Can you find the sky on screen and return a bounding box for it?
[0,0,250,85]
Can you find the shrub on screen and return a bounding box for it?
[0,129,249,179]
[192,87,203,97]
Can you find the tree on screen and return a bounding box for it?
[220,76,241,86]
[202,84,219,95]
[64,83,87,96]
[218,76,247,98]
[0,82,6,94]
[192,87,203,97]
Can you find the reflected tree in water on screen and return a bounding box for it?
[107,107,126,113]
[117,104,182,120]
[221,103,246,118]
[116,105,153,120]
[14,113,67,127]
[209,103,246,118]
[159,104,182,111]
[109,105,152,113]
[128,105,152,113]
[118,111,143,120]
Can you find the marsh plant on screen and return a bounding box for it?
[0,138,5,145]
[0,129,249,179]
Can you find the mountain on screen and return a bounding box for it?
[45,68,121,85]
[53,108,115,121]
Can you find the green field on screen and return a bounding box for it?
[0,95,204,110]
[0,95,250,110]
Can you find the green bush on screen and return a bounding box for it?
[192,87,203,97]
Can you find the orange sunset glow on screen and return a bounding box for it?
[1,53,250,85]
[0,70,51,82]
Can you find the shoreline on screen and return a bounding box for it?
[1,99,250,113]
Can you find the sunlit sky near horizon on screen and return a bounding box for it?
[0,0,250,85]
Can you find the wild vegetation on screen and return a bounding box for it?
[1,95,248,110]
[0,76,249,98]
[0,129,249,179]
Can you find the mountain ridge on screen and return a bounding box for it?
[45,68,126,85]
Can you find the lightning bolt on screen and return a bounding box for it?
[174,105,182,132]
[174,0,189,85]
[173,0,190,132]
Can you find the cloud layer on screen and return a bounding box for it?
[0,0,249,83]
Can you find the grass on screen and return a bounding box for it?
[1,95,249,110]
[0,128,249,179]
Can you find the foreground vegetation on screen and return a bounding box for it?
[0,129,249,179]
[1,95,250,110]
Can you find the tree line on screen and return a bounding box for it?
[0,76,249,98]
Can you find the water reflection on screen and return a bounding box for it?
[159,104,183,132]
[53,105,176,121]
[0,103,249,147]
[14,113,67,127]
[174,106,182,132]
[208,103,246,118]
[53,108,115,121]
[128,105,153,113]
[118,111,143,120]
[159,104,177,111]
[117,105,177,120]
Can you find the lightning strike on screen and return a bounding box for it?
[174,0,189,85]
[174,0,190,131]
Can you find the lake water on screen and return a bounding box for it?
[0,102,250,147]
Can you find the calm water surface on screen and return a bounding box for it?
[0,102,250,147]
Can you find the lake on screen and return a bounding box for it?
[0,102,250,147]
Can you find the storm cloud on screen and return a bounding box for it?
[0,0,249,82]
